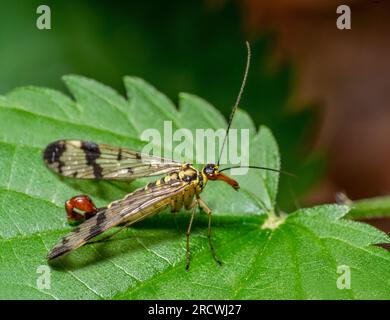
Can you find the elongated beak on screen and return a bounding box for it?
[215,172,240,190]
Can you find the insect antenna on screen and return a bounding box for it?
[217,43,296,179]
[219,165,296,178]
[217,41,251,166]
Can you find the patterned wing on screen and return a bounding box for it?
[47,180,189,260]
[43,140,182,180]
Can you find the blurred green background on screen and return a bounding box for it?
[0,0,324,211]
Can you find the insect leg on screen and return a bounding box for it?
[196,197,211,214]
[197,196,222,266]
[185,202,197,271]
[65,195,98,224]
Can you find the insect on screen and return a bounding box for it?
[44,42,283,270]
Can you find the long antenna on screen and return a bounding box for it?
[219,165,296,178]
[217,41,251,166]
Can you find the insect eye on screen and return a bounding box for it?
[204,165,215,176]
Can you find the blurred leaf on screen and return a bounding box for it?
[347,196,390,220]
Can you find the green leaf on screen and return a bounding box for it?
[116,205,390,299]
[0,76,389,299]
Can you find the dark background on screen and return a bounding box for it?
[1,0,389,212]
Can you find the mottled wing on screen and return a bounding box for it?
[43,140,182,179]
[47,180,189,260]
